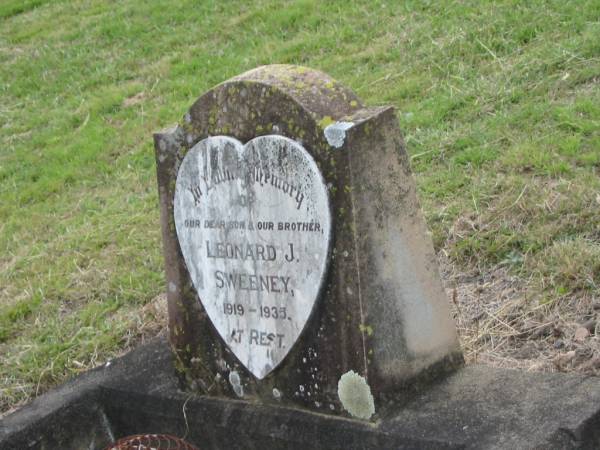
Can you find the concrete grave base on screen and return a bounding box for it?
[2,337,599,450]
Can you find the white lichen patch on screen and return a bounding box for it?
[216,358,227,371]
[272,388,281,400]
[324,121,354,148]
[337,370,375,419]
[228,370,244,397]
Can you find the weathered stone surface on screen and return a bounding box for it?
[173,135,331,379]
[2,337,600,449]
[153,64,463,417]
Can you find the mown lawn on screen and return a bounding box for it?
[1,0,599,413]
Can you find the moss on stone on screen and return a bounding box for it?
[359,324,374,337]
[318,116,334,129]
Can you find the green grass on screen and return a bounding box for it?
[1,0,599,412]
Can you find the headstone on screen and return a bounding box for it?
[154,65,462,419]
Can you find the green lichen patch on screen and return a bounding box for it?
[318,116,335,129]
[359,324,374,337]
[337,370,375,420]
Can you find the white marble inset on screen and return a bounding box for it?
[324,121,354,148]
[174,135,331,379]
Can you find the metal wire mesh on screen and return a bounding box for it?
[105,434,198,450]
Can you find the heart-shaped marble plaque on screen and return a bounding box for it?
[174,135,332,379]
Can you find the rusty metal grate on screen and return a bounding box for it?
[105,434,198,450]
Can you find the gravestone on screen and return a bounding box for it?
[154,65,462,419]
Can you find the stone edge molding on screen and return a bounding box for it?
[2,337,600,449]
[153,64,463,418]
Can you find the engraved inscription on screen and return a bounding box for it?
[174,135,331,379]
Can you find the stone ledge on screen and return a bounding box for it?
[1,337,599,450]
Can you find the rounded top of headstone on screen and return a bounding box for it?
[182,65,364,147]
[230,64,363,119]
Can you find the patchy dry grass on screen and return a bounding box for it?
[1,0,599,413]
[448,255,600,376]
